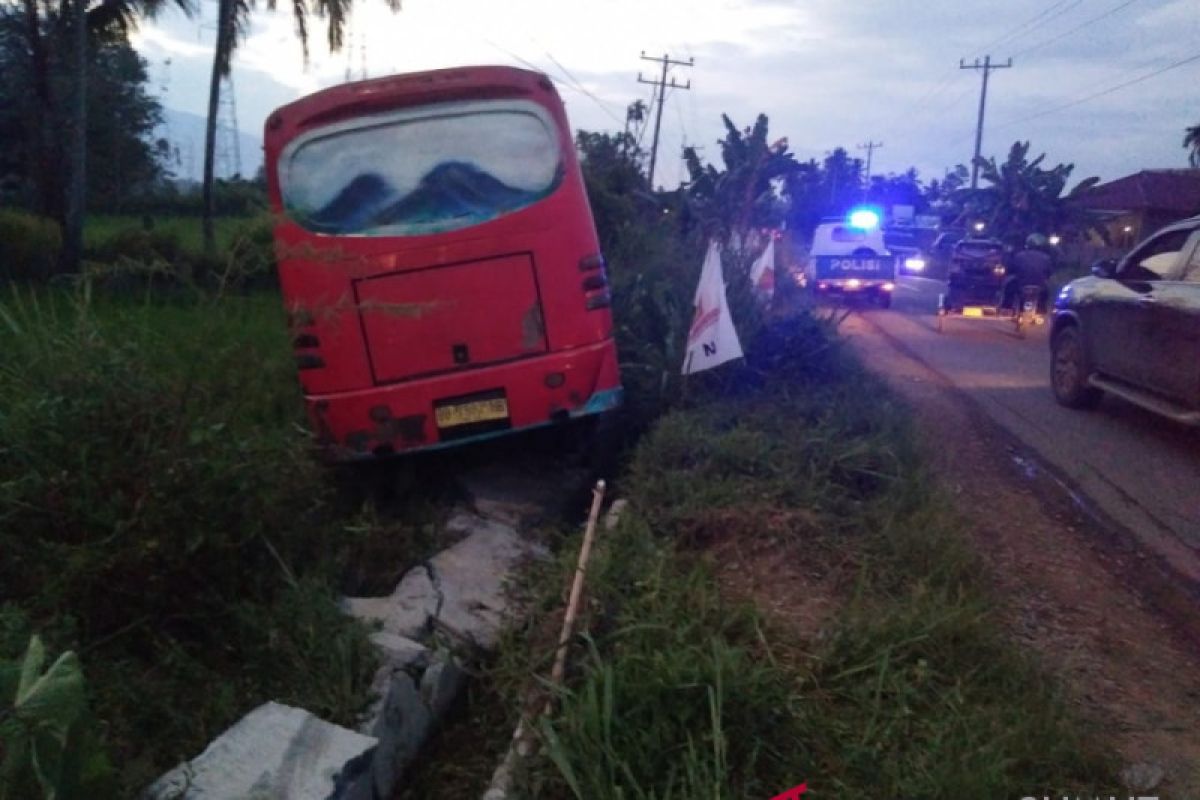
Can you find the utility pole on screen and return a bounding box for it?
[959,55,1013,189]
[637,52,693,190]
[857,140,882,196]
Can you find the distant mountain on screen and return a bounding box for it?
[157,108,263,183]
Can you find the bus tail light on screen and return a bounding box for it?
[290,309,322,369]
[579,254,605,271]
[580,252,610,310]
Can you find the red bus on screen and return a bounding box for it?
[263,66,622,460]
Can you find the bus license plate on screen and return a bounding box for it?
[962,306,985,317]
[435,397,509,428]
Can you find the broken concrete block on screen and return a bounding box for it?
[144,701,376,800]
[428,515,548,650]
[419,657,467,719]
[369,632,429,671]
[355,654,466,800]
[358,671,430,800]
[358,634,430,743]
[342,565,439,640]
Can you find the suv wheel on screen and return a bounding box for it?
[1051,326,1102,409]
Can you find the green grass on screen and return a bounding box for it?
[84,214,251,258]
[0,285,453,795]
[476,312,1119,800]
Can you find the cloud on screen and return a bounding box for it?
[135,0,1200,187]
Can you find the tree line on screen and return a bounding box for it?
[2,0,1197,278]
[0,0,401,274]
[603,105,1102,250]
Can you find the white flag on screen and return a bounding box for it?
[682,241,744,375]
[749,237,776,303]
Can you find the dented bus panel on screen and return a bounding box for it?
[264,66,622,459]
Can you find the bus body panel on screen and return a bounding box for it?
[354,252,547,383]
[265,66,620,458]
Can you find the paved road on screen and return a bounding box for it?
[844,275,1200,582]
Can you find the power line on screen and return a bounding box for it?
[1011,0,1141,58]
[484,39,546,75]
[982,0,1082,53]
[672,85,691,188]
[926,82,976,117]
[484,39,623,127]
[904,0,1069,119]
[994,49,1200,130]
[940,50,1184,151]
[960,55,1014,188]
[858,140,883,180]
[541,49,625,126]
[634,84,656,150]
[637,51,694,189]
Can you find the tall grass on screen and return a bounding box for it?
[84,214,250,258]
[515,311,1118,799]
[0,285,387,794]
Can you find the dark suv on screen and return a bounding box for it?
[944,237,1008,309]
[1049,214,1200,424]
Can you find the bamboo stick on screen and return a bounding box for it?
[481,479,607,800]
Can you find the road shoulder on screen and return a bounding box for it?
[844,311,1200,796]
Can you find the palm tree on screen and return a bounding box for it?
[17,0,191,272]
[201,0,400,254]
[1184,123,1200,168]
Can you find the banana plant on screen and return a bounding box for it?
[0,636,110,800]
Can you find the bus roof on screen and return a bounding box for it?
[266,66,559,134]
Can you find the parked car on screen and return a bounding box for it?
[884,226,938,276]
[1049,214,1200,424]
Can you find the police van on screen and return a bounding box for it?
[805,209,898,308]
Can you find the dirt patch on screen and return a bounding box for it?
[709,533,850,646]
[846,312,1200,797]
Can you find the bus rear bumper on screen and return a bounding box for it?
[306,339,622,460]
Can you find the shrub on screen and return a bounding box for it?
[82,226,196,289]
[0,209,62,282]
[213,213,277,295]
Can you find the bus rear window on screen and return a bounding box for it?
[280,99,563,237]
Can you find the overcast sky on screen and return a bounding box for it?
[131,0,1200,189]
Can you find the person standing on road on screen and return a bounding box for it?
[1007,234,1055,313]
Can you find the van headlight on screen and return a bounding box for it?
[904,257,926,272]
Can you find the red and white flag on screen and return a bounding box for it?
[749,236,776,303]
[682,241,744,375]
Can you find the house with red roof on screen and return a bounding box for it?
[1082,168,1200,247]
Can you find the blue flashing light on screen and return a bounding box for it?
[847,208,880,230]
